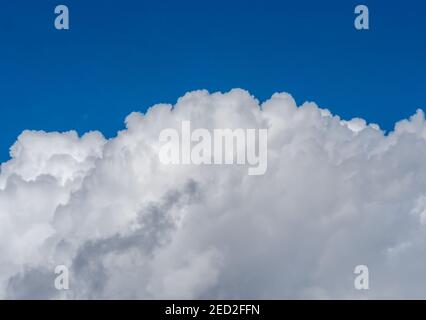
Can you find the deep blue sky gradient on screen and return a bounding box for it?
[1,0,425,162]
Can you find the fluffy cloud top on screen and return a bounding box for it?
[1,89,426,299]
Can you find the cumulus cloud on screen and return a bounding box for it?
[1,89,426,299]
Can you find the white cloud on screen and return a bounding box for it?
[1,89,426,299]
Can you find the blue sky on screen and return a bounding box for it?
[0,0,425,162]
